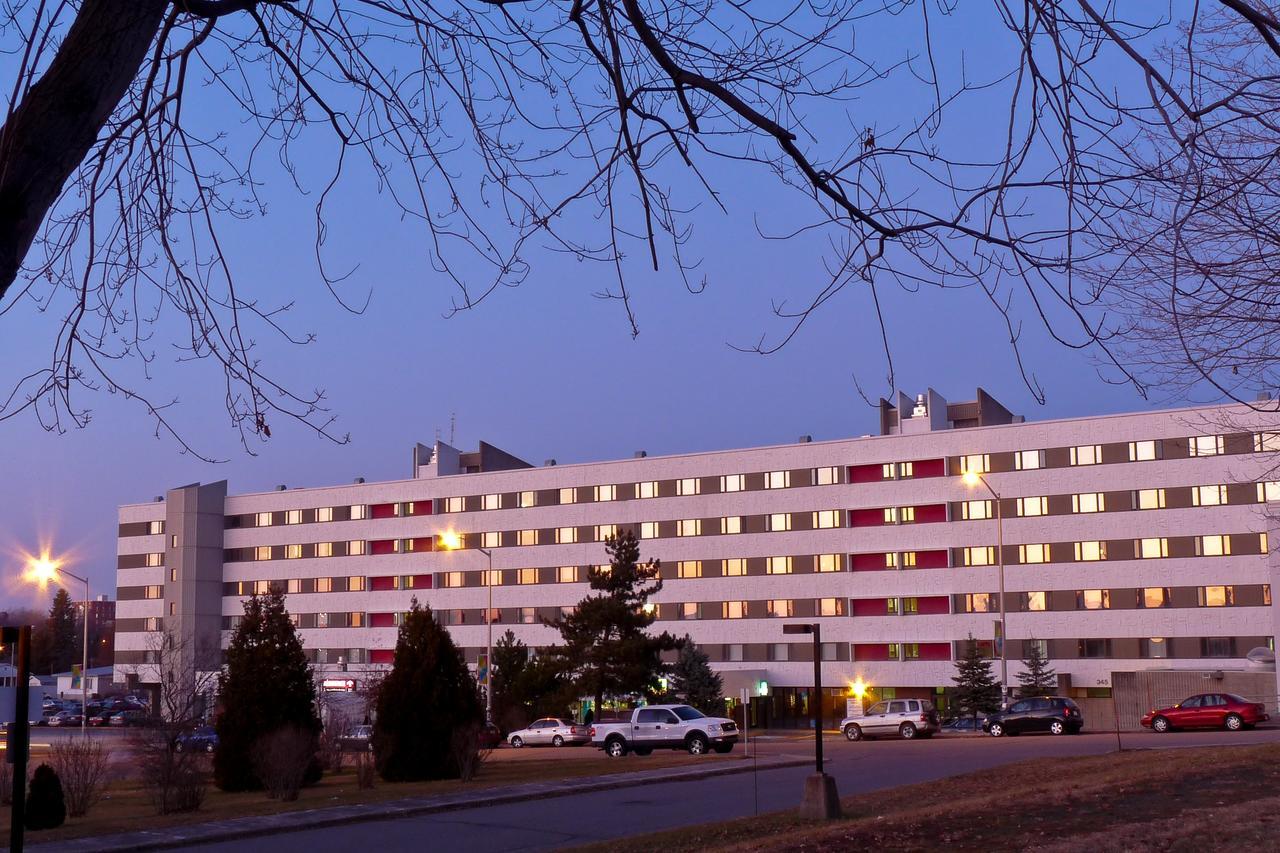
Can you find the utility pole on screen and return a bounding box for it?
[7,625,32,853]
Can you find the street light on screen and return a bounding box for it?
[962,470,1008,703]
[436,532,495,723]
[783,622,840,819]
[24,554,90,736]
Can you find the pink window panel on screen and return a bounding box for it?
[847,463,887,483]
[914,550,949,569]
[370,503,398,519]
[851,598,890,617]
[851,552,890,571]
[411,537,435,553]
[369,649,394,665]
[369,612,396,628]
[916,596,951,615]
[848,508,886,528]
[410,574,432,590]
[369,576,396,592]
[407,501,432,516]
[370,539,396,556]
[912,504,948,524]
[853,643,892,661]
[908,458,946,478]
[918,642,951,661]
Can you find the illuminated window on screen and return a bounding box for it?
[676,560,702,579]
[518,568,537,585]
[348,540,366,556]
[965,593,994,613]
[724,601,747,619]
[959,454,990,474]
[961,500,993,520]
[765,470,790,489]
[594,485,616,502]
[251,580,272,595]
[1263,533,1270,554]
[145,552,163,567]
[720,516,742,535]
[316,507,333,523]
[1016,496,1048,517]
[169,568,177,582]
[720,474,745,492]
[1078,589,1110,610]
[1014,450,1043,470]
[518,529,538,546]
[1135,488,1166,510]
[1265,585,1273,605]
[767,513,792,532]
[900,597,920,614]
[881,463,896,480]
[349,505,368,520]
[1142,637,1169,659]
[349,576,365,591]
[724,558,747,577]
[315,577,333,593]
[478,494,497,511]
[636,481,658,499]
[812,510,840,529]
[1189,435,1224,457]
[316,542,333,557]
[595,524,619,542]
[480,531,500,549]
[897,461,915,478]
[147,520,165,535]
[1199,585,1234,607]
[1074,541,1107,561]
[766,556,793,575]
[443,497,463,513]
[442,571,463,588]
[814,466,840,485]
[677,519,702,537]
[1141,587,1169,608]
[285,510,302,525]
[1197,535,1231,557]
[899,506,916,523]
[1256,432,1280,452]
[1258,482,1280,502]
[555,527,578,545]
[557,566,579,583]
[558,488,577,505]
[901,551,917,567]
[519,607,536,624]
[883,507,899,524]
[1192,485,1227,506]
[1128,440,1160,462]
[640,521,660,539]
[1072,493,1106,513]
[962,546,995,567]
[1137,538,1168,559]
[285,544,302,559]
[818,598,843,617]
[1019,544,1050,564]
[766,599,792,618]
[884,552,899,569]
[1023,591,1046,611]
[676,478,700,496]
[816,554,842,573]
[681,602,700,620]
[1070,445,1102,466]
[255,512,273,528]
[254,546,272,562]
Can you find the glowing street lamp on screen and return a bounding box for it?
[24,552,90,737]
[961,469,1008,703]
[436,531,495,723]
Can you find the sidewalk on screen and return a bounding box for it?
[27,753,810,853]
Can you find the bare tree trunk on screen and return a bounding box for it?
[0,0,168,299]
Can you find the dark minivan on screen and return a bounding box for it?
[983,696,1083,736]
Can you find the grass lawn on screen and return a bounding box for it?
[573,743,1280,852]
[8,747,740,845]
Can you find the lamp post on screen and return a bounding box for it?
[437,532,495,723]
[5,624,32,853]
[26,557,90,736]
[783,622,840,819]
[963,470,1008,703]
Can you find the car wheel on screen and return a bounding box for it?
[989,722,1004,737]
[899,722,917,740]
[605,737,627,758]
[686,733,709,755]
[1152,716,1170,733]
[510,736,524,748]
[1225,713,1243,732]
[1049,720,1066,736]
[844,724,863,742]
[552,735,565,747]
[205,742,215,753]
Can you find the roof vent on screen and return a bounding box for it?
[1258,391,1273,402]
[353,477,365,484]
[153,496,163,502]
[544,458,557,467]
[798,435,812,443]
[276,484,287,491]
[634,450,647,458]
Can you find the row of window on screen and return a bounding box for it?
[955,533,1261,567]
[954,584,1270,613]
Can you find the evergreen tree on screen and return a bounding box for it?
[668,637,724,713]
[1017,640,1057,697]
[215,588,321,791]
[31,589,77,675]
[547,530,681,713]
[373,600,482,781]
[951,635,1002,723]
[25,764,66,830]
[491,630,529,730]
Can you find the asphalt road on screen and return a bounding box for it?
[185,727,1280,852]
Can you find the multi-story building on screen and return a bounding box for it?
[75,595,116,670]
[114,389,1280,723]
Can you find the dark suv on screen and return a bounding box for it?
[983,696,1083,736]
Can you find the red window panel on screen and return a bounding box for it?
[853,643,893,661]
[918,642,951,661]
[847,463,887,483]
[369,576,396,592]
[369,612,396,628]
[851,552,891,571]
[914,550,949,569]
[370,503,398,519]
[407,501,432,516]
[369,539,396,556]
[411,537,435,553]
[851,598,890,617]
[916,596,951,615]
[848,508,886,528]
[369,649,394,665]
[410,574,433,590]
[912,504,948,524]
[909,458,946,478]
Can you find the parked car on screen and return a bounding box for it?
[841,699,940,741]
[507,718,591,748]
[175,726,219,753]
[1141,693,1270,733]
[984,696,1083,736]
[47,710,83,727]
[338,724,374,752]
[87,711,115,726]
[109,709,151,727]
[592,705,738,756]
[478,722,503,749]
[941,716,983,734]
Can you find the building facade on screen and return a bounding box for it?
[114,389,1280,721]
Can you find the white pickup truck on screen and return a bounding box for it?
[591,704,738,756]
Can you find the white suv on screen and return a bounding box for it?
[841,698,940,741]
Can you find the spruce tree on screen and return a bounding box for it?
[1017,640,1057,697]
[951,635,1002,724]
[32,589,77,675]
[668,637,724,713]
[547,530,681,713]
[373,600,482,781]
[25,764,66,829]
[491,630,529,729]
[215,587,321,791]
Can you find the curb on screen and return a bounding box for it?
[27,754,811,853]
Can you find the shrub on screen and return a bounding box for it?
[131,728,208,815]
[354,752,376,789]
[50,737,111,818]
[25,764,66,830]
[450,722,492,783]
[253,727,316,802]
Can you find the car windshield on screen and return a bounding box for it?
[672,706,705,721]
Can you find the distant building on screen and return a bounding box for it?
[75,595,115,669]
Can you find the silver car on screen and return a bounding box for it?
[507,717,590,748]
[841,698,939,741]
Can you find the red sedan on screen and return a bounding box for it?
[1141,693,1269,733]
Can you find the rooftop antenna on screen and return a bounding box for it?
[450,412,456,445]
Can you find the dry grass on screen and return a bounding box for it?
[575,744,1280,853]
[10,747,739,845]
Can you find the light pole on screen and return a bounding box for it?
[437,532,495,723]
[783,622,840,819]
[962,470,1007,703]
[26,557,90,736]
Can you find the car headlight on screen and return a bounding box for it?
[706,723,720,731]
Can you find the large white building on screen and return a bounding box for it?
[114,389,1280,724]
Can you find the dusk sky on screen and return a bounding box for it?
[0,5,1172,608]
